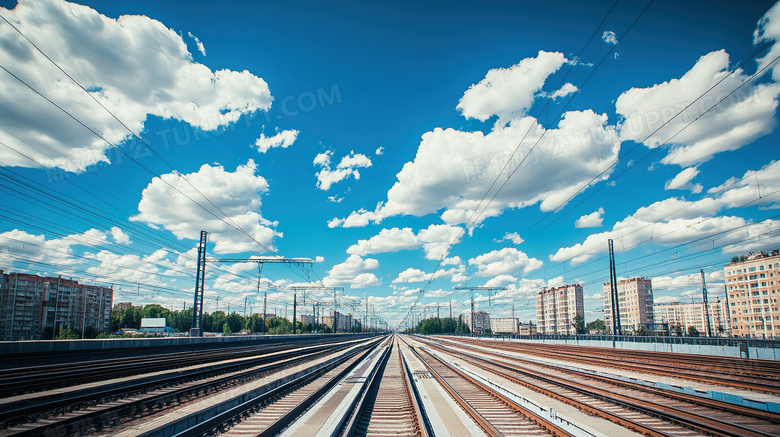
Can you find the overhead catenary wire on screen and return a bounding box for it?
[400,0,654,328]
[411,36,780,324]
[0,63,319,287]
[0,11,326,286]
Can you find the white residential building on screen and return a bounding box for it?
[536,284,584,335]
[603,277,654,334]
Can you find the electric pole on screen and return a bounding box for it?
[608,239,621,336]
[262,292,267,335]
[190,231,208,337]
[701,269,712,337]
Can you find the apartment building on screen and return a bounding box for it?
[536,284,584,335]
[0,270,113,340]
[603,277,654,334]
[297,314,314,324]
[324,310,356,332]
[653,300,730,336]
[724,250,780,339]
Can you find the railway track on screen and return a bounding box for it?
[0,337,382,436]
[419,335,780,437]
[4,333,778,436]
[343,335,429,436]
[401,337,569,436]
[447,336,780,394]
[0,338,346,397]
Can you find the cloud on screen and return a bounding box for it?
[329,48,623,230]
[393,268,429,284]
[392,265,465,284]
[254,129,299,153]
[323,254,381,288]
[188,31,206,56]
[495,232,524,245]
[375,146,384,155]
[314,150,373,191]
[84,248,175,287]
[347,227,419,256]
[616,49,780,167]
[550,83,578,99]
[601,30,618,45]
[132,159,282,254]
[575,207,604,228]
[0,0,272,172]
[551,160,780,265]
[110,226,131,245]
[482,274,517,287]
[332,110,619,228]
[417,224,463,260]
[0,229,90,269]
[654,295,680,304]
[457,50,568,125]
[755,0,780,82]
[665,167,703,193]
[468,247,543,277]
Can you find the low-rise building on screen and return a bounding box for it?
[519,322,537,335]
[463,311,490,334]
[490,317,518,334]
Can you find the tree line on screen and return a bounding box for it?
[109,304,359,336]
[407,316,471,334]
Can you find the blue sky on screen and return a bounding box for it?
[2,0,780,328]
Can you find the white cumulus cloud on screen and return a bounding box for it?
[254,129,299,153]
[575,207,605,228]
[132,159,282,254]
[468,247,543,277]
[347,227,419,256]
[323,254,381,289]
[0,0,272,172]
[616,49,780,167]
[457,50,568,125]
[602,30,618,45]
[314,150,373,191]
[665,167,703,193]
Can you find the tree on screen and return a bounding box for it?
[56,325,78,340]
[585,319,606,333]
[572,315,586,334]
[687,326,700,337]
[635,326,654,336]
[454,315,470,334]
[673,325,684,336]
[223,322,232,336]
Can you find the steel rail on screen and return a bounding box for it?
[406,339,572,437]
[166,337,386,437]
[3,340,366,435]
[424,339,776,437]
